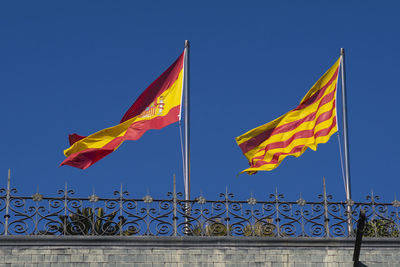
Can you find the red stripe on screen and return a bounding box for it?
[61,106,181,169]
[251,145,306,167]
[252,107,336,159]
[120,52,184,123]
[250,119,337,168]
[68,133,86,146]
[60,148,116,170]
[239,90,336,154]
[295,68,338,110]
[124,105,180,140]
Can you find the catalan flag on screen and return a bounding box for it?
[236,58,341,174]
[61,51,185,169]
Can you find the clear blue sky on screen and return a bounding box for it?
[1,1,399,202]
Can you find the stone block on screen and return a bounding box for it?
[161,254,173,262]
[4,255,18,264]
[134,254,147,262]
[11,249,24,255]
[325,255,337,263]
[81,249,93,254]
[225,264,249,267]
[71,264,89,267]
[31,249,50,255]
[44,254,57,263]
[307,254,324,263]
[70,254,84,262]
[108,255,124,262]
[224,253,240,262]
[49,264,67,267]
[155,254,170,262]
[254,254,266,262]
[336,255,351,263]
[132,264,151,267]
[57,255,72,263]
[89,249,104,255]
[0,249,12,255]
[16,254,31,263]
[102,249,120,255]
[115,264,134,267]
[119,255,133,263]
[30,255,44,263]
[50,249,68,255]
[83,255,106,263]
[266,255,285,262]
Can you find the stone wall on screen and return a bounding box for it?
[0,236,399,266]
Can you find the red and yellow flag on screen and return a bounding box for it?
[61,51,185,169]
[236,58,341,174]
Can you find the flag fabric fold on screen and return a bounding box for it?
[61,51,185,169]
[236,57,341,174]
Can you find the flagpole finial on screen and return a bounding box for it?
[185,40,190,48]
[340,48,345,55]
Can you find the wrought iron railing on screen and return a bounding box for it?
[0,183,399,237]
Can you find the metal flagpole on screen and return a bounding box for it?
[340,48,353,235]
[340,48,352,201]
[184,40,191,202]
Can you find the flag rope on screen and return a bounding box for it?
[336,132,347,197]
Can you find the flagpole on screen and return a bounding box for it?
[340,48,352,201]
[184,40,191,202]
[340,48,353,236]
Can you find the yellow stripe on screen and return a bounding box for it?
[253,115,337,163]
[64,70,183,157]
[300,58,340,103]
[242,124,337,173]
[243,93,337,161]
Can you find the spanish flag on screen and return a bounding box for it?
[61,51,185,169]
[236,58,341,174]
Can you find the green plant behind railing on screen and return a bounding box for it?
[42,207,137,236]
[243,219,275,237]
[190,219,232,236]
[189,218,276,237]
[363,219,399,237]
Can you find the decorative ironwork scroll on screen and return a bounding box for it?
[0,185,399,237]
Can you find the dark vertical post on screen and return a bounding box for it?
[274,188,281,237]
[4,169,11,236]
[225,187,230,236]
[63,183,68,236]
[353,209,366,266]
[323,177,330,238]
[119,184,123,236]
[173,174,177,236]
